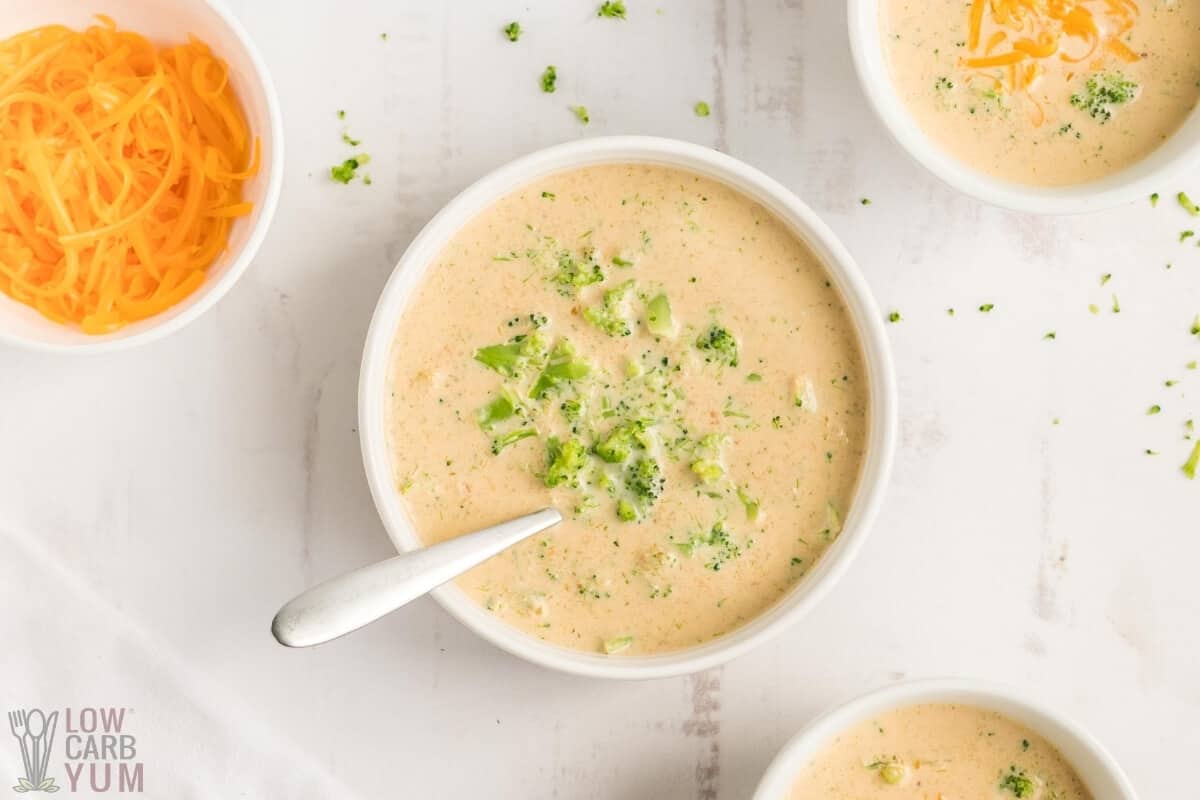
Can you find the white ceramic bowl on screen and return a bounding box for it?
[847,0,1200,214]
[0,0,283,353]
[359,136,897,679]
[753,678,1139,799]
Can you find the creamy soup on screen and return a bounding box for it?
[385,164,869,655]
[883,0,1200,185]
[789,703,1093,799]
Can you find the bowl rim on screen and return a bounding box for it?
[0,0,285,354]
[752,677,1140,799]
[846,0,1200,215]
[358,135,898,680]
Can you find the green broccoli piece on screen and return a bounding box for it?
[1179,192,1200,216]
[626,457,664,506]
[593,420,649,463]
[690,459,724,485]
[737,486,760,522]
[540,65,557,93]
[1183,440,1200,480]
[602,634,633,654]
[615,499,637,521]
[474,331,548,377]
[1070,72,1138,123]
[544,436,589,488]
[530,339,590,398]
[476,387,520,429]
[998,769,1036,798]
[696,324,739,367]
[645,293,677,338]
[503,21,521,42]
[583,280,634,337]
[330,158,362,184]
[551,249,604,294]
[491,428,537,455]
[597,1,627,18]
[560,398,584,424]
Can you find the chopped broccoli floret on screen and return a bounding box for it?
[676,521,742,570]
[1183,441,1200,480]
[491,428,536,455]
[540,65,557,93]
[593,420,649,463]
[696,324,739,367]
[330,157,362,184]
[473,331,548,377]
[737,486,760,521]
[998,769,1036,798]
[645,293,677,338]
[503,21,521,42]
[476,387,520,429]
[544,437,589,488]
[560,398,584,424]
[551,249,604,294]
[583,280,634,337]
[1179,192,1200,216]
[626,457,664,505]
[616,499,637,521]
[1070,72,1138,123]
[571,105,590,124]
[530,339,590,398]
[690,458,724,485]
[597,1,627,18]
[603,634,633,654]
[694,101,711,117]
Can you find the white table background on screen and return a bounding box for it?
[3,1,1198,797]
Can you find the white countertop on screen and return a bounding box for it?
[2,1,1198,797]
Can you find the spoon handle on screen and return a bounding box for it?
[271,508,563,648]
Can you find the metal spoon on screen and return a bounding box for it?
[271,507,562,648]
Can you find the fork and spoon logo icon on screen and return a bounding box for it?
[6,710,59,794]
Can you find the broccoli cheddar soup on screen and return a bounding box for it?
[883,0,1200,185]
[385,164,869,655]
[789,704,1093,799]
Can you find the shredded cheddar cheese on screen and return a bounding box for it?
[0,17,259,334]
[963,0,1140,119]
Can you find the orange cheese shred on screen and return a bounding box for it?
[959,0,1142,125]
[0,18,259,334]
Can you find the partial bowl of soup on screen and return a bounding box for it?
[358,137,896,679]
[848,0,1200,213]
[753,678,1139,799]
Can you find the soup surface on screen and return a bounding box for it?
[882,0,1200,185]
[386,163,869,655]
[789,703,1093,799]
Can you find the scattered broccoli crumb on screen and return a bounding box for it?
[696,324,739,367]
[1088,303,1100,314]
[694,101,711,117]
[380,32,388,41]
[746,372,762,382]
[541,65,557,93]
[330,158,362,184]
[1183,441,1200,480]
[1043,331,1056,340]
[979,303,995,313]
[860,197,872,206]
[1146,449,1159,456]
[491,428,537,455]
[1069,72,1138,123]
[598,1,627,18]
[947,307,955,316]
[504,21,522,42]
[602,635,633,654]
[571,105,590,124]
[1148,405,1162,415]
[1111,294,1121,313]
[1150,192,1159,207]
[1100,273,1112,286]
[1181,230,1195,243]
[998,768,1036,798]
[1191,315,1200,336]
[342,132,361,147]
[1179,192,1200,216]
[887,310,902,323]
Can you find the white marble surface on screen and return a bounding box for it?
[3,1,1199,797]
